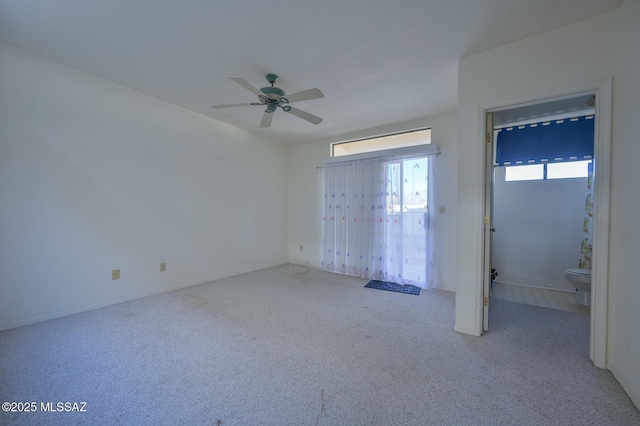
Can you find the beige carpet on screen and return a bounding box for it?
[1,264,638,425]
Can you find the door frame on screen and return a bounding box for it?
[482,112,494,332]
[481,78,612,368]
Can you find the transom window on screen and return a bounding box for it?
[331,128,431,157]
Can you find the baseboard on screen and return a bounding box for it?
[1,262,287,331]
[607,363,640,412]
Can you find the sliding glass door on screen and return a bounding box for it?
[384,157,429,285]
[322,153,433,287]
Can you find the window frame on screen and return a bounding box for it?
[331,128,431,158]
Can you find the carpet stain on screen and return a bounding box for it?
[315,388,326,426]
[293,273,309,282]
[283,264,310,282]
[182,293,210,308]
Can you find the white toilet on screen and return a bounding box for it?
[564,269,592,306]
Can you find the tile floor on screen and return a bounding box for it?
[491,282,590,314]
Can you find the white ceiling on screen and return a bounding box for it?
[0,0,622,144]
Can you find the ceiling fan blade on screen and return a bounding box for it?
[210,103,254,109]
[229,77,264,97]
[285,107,323,125]
[260,111,274,128]
[283,88,324,103]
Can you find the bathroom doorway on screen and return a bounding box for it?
[483,80,612,368]
[491,159,592,314]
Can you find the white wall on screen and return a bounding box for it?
[456,4,640,410]
[286,111,459,291]
[0,43,287,330]
[608,0,640,409]
[492,168,587,291]
[455,11,619,336]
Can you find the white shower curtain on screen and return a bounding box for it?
[321,149,437,288]
[579,161,594,269]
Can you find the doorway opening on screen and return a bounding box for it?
[482,80,612,369]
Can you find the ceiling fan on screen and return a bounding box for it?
[211,74,324,128]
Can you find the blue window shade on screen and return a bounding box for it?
[496,116,594,165]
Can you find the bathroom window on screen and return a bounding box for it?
[504,164,544,181]
[547,160,591,179]
[504,160,591,182]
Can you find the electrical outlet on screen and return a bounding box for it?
[439,205,446,214]
[112,269,120,280]
[300,245,303,252]
[160,262,166,272]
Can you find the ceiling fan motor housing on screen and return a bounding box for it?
[260,86,285,99]
[265,73,279,85]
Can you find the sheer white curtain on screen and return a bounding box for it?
[321,147,438,288]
